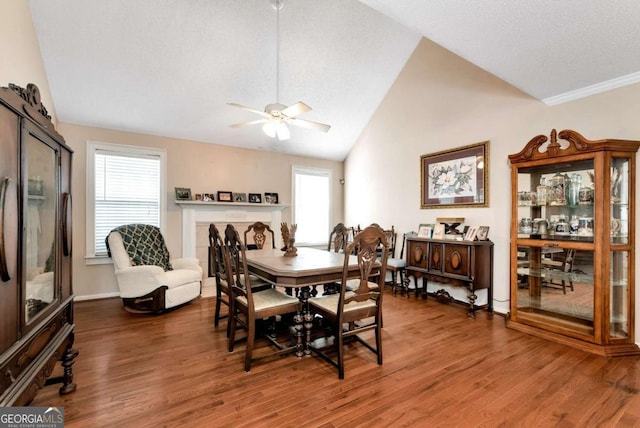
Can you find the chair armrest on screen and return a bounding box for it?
[114,265,168,298]
[171,258,202,273]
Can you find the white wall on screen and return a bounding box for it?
[0,0,56,124]
[345,37,640,342]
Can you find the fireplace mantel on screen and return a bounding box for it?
[176,201,288,258]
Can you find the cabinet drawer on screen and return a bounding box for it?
[443,244,470,278]
[407,241,428,269]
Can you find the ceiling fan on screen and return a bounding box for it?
[228,0,331,141]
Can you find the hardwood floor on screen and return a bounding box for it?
[31,292,640,427]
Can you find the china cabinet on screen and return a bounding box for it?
[508,129,640,356]
[0,83,77,405]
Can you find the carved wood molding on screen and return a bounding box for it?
[509,129,640,163]
[1,83,63,139]
[8,83,51,120]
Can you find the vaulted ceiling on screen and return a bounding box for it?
[29,0,640,161]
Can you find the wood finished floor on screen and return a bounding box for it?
[31,292,640,427]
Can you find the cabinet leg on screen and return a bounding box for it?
[467,292,477,319]
[60,338,78,394]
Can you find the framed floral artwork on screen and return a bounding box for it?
[420,141,489,209]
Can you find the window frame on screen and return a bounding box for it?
[85,141,167,264]
[291,165,332,247]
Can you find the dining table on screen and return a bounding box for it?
[243,247,364,357]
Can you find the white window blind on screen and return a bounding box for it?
[86,141,166,261]
[292,166,331,245]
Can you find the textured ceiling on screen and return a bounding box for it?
[28,0,640,161]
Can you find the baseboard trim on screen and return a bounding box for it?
[74,292,120,301]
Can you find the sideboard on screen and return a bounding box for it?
[405,236,494,317]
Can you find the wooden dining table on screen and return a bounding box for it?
[243,247,363,356]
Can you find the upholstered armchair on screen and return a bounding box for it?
[106,224,202,313]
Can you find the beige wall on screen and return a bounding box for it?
[345,37,640,340]
[58,123,344,298]
[0,0,56,124]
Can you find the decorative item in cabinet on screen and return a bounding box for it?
[508,128,640,357]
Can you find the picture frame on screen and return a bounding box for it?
[202,193,214,202]
[418,223,434,238]
[264,192,279,204]
[248,193,262,204]
[432,223,445,240]
[175,187,192,201]
[476,226,490,241]
[217,191,233,202]
[233,192,247,203]
[420,141,489,209]
[464,226,479,241]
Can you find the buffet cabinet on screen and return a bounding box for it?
[508,129,640,356]
[405,236,493,317]
[0,83,77,405]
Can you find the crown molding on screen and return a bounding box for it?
[543,71,640,106]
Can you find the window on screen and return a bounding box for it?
[86,141,166,263]
[292,166,331,245]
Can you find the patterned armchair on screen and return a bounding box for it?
[106,224,202,313]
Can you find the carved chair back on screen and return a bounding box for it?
[327,222,351,253]
[244,221,275,250]
[209,224,233,330]
[338,225,389,323]
[224,224,255,310]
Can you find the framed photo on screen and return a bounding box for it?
[432,223,445,240]
[418,223,434,238]
[248,193,262,203]
[233,192,247,203]
[420,141,489,209]
[264,192,279,204]
[175,187,192,201]
[217,191,233,202]
[464,226,479,241]
[476,226,490,241]
[202,193,214,202]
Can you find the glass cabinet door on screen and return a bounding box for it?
[516,245,595,335]
[610,157,629,244]
[24,134,57,323]
[516,159,595,242]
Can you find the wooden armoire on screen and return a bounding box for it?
[0,83,77,405]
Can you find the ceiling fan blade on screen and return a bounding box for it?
[227,102,271,119]
[288,117,331,133]
[281,101,311,118]
[230,118,269,128]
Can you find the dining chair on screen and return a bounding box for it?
[209,224,233,335]
[385,229,413,296]
[308,224,388,379]
[324,222,353,295]
[209,224,271,336]
[223,224,301,372]
[244,221,276,250]
[327,222,351,253]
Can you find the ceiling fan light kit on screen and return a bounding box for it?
[228,0,330,140]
